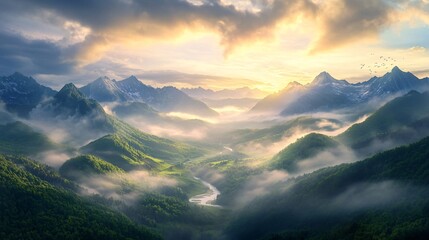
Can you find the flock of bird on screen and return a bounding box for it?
[360,54,402,75]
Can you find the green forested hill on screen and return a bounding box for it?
[271,133,339,172]
[35,82,204,168]
[4,154,79,192]
[268,91,429,172]
[60,155,124,180]
[80,133,174,171]
[0,154,161,240]
[337,91,429,151]
[81,116,204,171]
[226,136,429,240]
[0,121,55,155]
[110,116,203,163]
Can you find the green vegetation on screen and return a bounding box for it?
[337,91,429,150]
[5,81,429,240]
[60,155,124,180]
[266,91,429,174]
[110,116,204,162]
[81,116,204,170]
[226,136,429,239]
[122,191,228,239]
[215,165,262,206]
[3,154,79,192]
[56,154,220,238]
[86,180,227,239]
[52,83,108,118]
[81,134,167,171]
[127,192,192,223]
[41,83,205,172]
[81,116,205,173]
[187,150,262,206]
[193,152,248,171]
[0,154,160,240]
[271,133,339,172]
[0,121,55,155]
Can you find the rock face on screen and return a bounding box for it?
[31,83,113,145]
[0,72,56,117]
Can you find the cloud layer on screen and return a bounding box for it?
[0,0,428,85]
[0,31,74,75]
[51,0,392,56]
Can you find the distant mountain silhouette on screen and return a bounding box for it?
[251,67,429,116]
[80,76,218,117]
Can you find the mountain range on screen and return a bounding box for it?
[268,90,429,174]
[251,67,429,116]
[0,72,220,119]
[3,68,429,239]
[0,77,205,171]
[80,76,218,117]
[37,82,203,167]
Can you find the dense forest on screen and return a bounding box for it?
[2,67,429,240]
[0,155,160,240]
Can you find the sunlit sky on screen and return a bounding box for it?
[0,0,429,92]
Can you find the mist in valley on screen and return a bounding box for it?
[3,0,429,238]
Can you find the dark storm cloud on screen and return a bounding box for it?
[0,31,75,75]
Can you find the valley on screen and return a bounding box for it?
[3,1,429,239]
[2,67,429,240]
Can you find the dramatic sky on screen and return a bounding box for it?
[1,0,429,91]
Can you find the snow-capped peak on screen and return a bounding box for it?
[121,75,140,84]
[310,71,338,86]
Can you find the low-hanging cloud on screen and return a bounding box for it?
[0,102,16,124]
[230,115,351,158]
[78,170,177,204]
[194,167,225,184]
[236,127,311,158]
[104,102,213,140]
[295,145,358,175]
[327,181,409,212]
[33,150,75,169]
[28,102,111,148]
[233,170,289,207]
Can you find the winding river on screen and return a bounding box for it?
[189,177,222,208]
